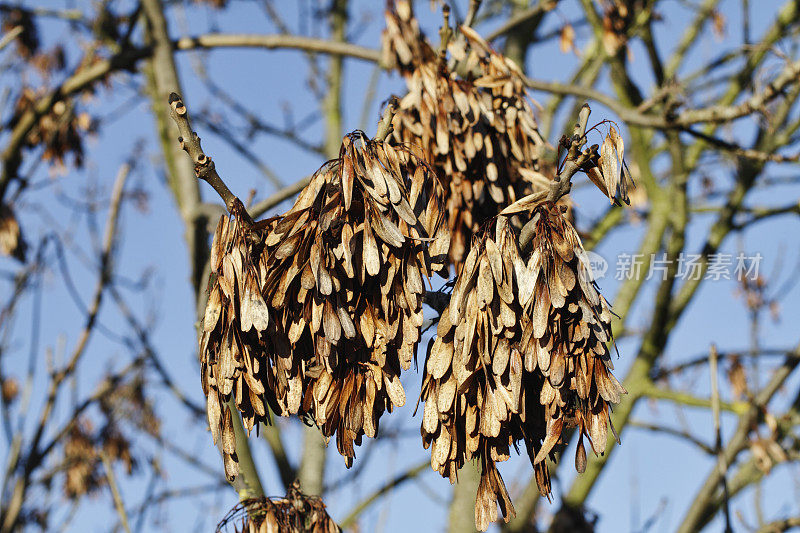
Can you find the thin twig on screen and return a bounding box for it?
[518,103,592,253]
[339,460,429,529]
[191,114,284,187]
[628,420,715,455]
[755,517,800,533]
[0,166,129,533]
[463,0,482,28]
[0,25,22,52]
[522,56,800,130]
[710,344,733,533]
[173,33,381,63]
[100,450,133,533]
[249,176,311,219]
[486,0,559,41]
[676,346,800,533]
[437,5,454,56]
[375,97,398,142]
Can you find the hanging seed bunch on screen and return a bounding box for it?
[589,124,634,205]
[258,131,448,466]
[200,202,275,481]
[217,481,340,533]
[420,203,626,530]
[421,217,535,529]
[518,202,626,473]
[61,418,135,499]
[382,1,550,268]
[10,88,92,172]
[0,203,27,262]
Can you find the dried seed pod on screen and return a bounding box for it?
[587,126,635,205]
[62,420,102,498]
[61,418,136,499]
[420,206,625,531]
[10,88,91,172]
[383,1,552,269]
[0,204,27,262]
[522,203,626,465]
[258,132,448,466]
[216,480,340,533]
[421,217,539,530]
[200,203,276,480]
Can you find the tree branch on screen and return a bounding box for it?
[0,164,128,533]
[628,420,715,455]
[100,450,133,533]
[709,345,733,533]
[167,92,253,226]
[249,97,398,219]
[173,33,381,63]
[486,0,559,42]
[756,517,800,533]
[641,380,749,415]
[339,460,429,529]
[676,348,800,533]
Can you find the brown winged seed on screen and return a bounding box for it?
[200,202,275,480]
[217,480,340,533]
[383,1,552,269]
[201,130,449,474]
[260,132,447,466]
[420,205,625,531]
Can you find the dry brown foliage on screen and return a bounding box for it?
[61,418,135,499]
[383,1,551,269]
[420,203,625,530]
[201,131,448,476]
[217,481,340,533]
[10,88,91,171]
[0,203,26,261]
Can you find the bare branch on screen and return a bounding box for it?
[628,420,715,455]
[676,348,800,533]
[249,177,311,219]
[0,47,147,199]
[0,25,22,52]
[709,345,733,533]
[462,0,482,29]
[486,0,559,42]
[522,57,800,130]
[167,92,253,227]
[641,380,749,415]
[756,517,800,533]
[0,165,129,533]
[173,33,381,63]
[100,450,133,533]
[339,460,429,529]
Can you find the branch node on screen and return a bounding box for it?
[375,97,399,142]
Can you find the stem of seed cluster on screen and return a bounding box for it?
[463,0,483,28]
[437,4,453,56]
[519,103,593,253]
[375,97,399,142]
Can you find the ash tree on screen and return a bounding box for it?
[1,1,800,532]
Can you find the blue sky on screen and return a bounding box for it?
[2,0,799,531]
